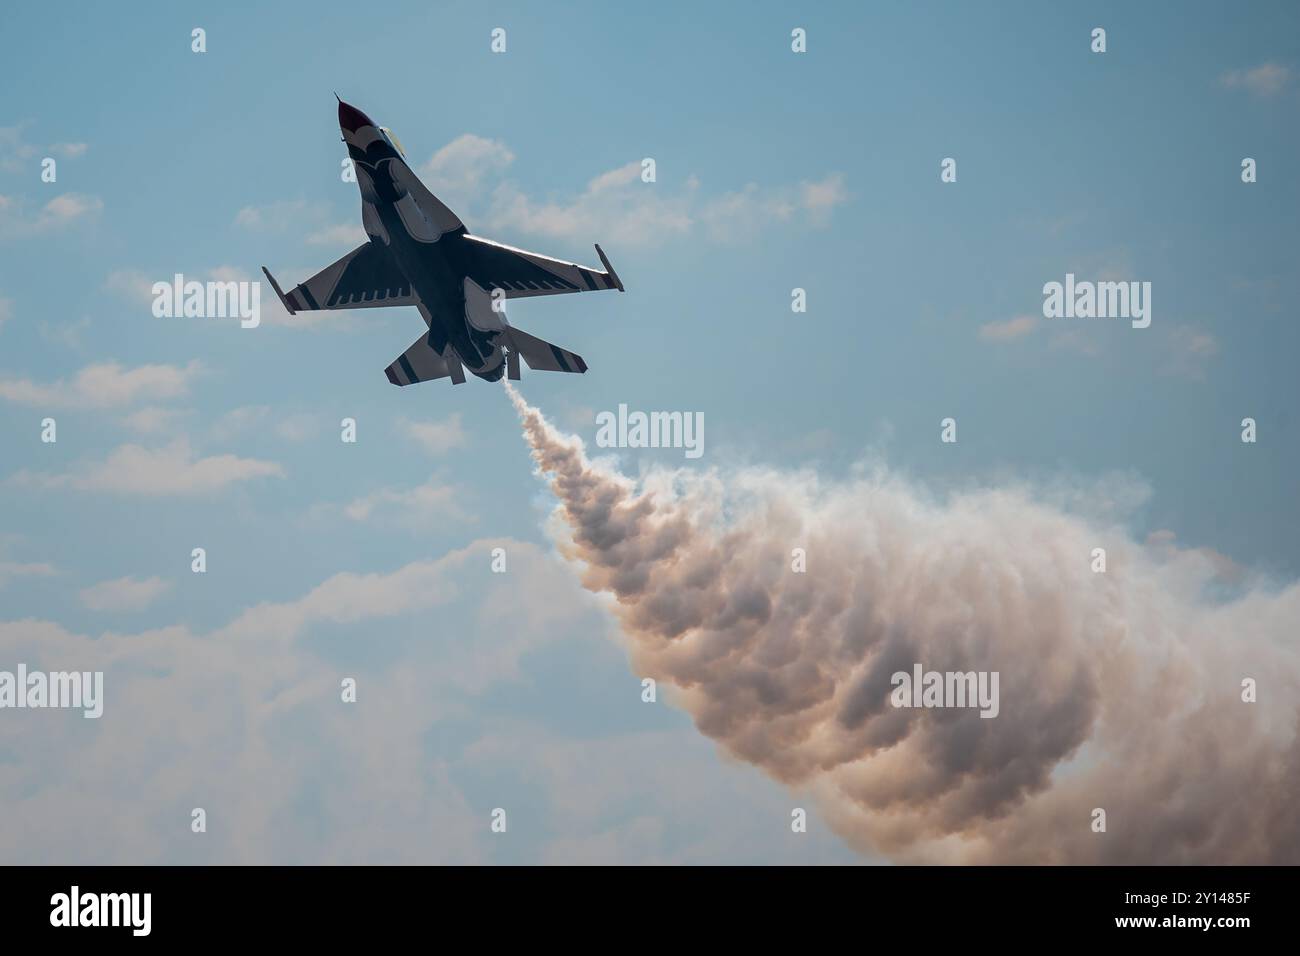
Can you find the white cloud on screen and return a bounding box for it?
[0,560,56,586]
[306,222,366,246]
[485,164,847,248]
[0,124,37,172]
[50,142,88,159]
[979,315,1037,342]
[400,413,465,454]
[413,134,846,249]
[235,199,368,253]
[206,264,354,329]
[801,173,850,215]
[113,264,329,328]
[104,269,157,306]
[273,413,319,442]
[1163,326,1219,380]
[696,173,848,241]
[79,575,171,612]
[0,126,86,171]
[208,264,250,285]
[340,477,468,525]
[1049,328,1104,357]
[211,405,271,440]
[38,315,92,349]
[0,532,865,864]
[12,439,284,495]
[0,360,199,410]
[420,134,516,205]
[485,162,690,248]
[41,193,100,222]
[234,199,323,231]
[108,265,321,328]
[0,541,560,862]
[0,192,103,237]
[211,405,319,443]
[236,201,365,250]
[1220,62,1291,96]
[119,405,188,434]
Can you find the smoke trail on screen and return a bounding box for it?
[506,385,1300,863]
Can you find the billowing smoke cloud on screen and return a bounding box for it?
[507,386,1300,863]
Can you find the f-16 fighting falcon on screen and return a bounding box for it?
[262,98,624,386]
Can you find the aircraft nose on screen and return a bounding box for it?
[338,99,375,133]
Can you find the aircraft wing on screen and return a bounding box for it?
[461,237,624,300]
[262,240,417,314]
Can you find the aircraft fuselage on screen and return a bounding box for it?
[347,113,506,381]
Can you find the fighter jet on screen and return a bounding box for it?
[262,99,624,386]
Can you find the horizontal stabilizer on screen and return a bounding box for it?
[506,327,588,374]
[385,334,463,386]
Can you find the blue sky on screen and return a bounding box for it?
[1,1,1297,863]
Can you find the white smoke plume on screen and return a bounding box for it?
[506,385,1300,863]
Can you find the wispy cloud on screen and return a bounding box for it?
[119,405,189,434]
[0,539,632,863]
[0,192,103,237]
[104,269,156,305]
[107,265,323,327]
[979,315,1037,342]
[49,142,88,159]
[38,315,92,349]
[41,193,101,223]
[339,476,469,525]
[1049,328,1104,357]
[0,360,199,409]
[399,414,466,455]
[235,199,364,249]
[0,560,56,586]
[12,439,284,495]
[418,134,847,249]
[1220,62,1291,96]
[234,199,324,231]
[211,405,319,443]
[489,165,847,248]
[1162,326,1219,380]
[0,125,88,172]
[306,222,366,246]
[694,172,848,242]
[79,575,171,612]
[0,124,37,172]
